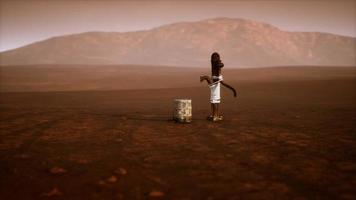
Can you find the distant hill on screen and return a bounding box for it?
[1,18,355,67]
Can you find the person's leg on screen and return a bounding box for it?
[210,103,214,118]
[213,103,218,118]
[212,103,223,121]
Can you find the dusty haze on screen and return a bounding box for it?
[1,18,355,67]
[1,0,355,52]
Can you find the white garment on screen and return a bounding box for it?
[210,82,221,103]
[212,75,223,81]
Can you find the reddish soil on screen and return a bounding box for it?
[0,66,355,199]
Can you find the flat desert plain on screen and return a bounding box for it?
[0,66,355,199]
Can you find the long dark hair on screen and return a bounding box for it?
[211,52,224,68]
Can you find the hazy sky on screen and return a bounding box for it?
[1,0,355,52]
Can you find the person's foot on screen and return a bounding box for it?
[212,116,223,122]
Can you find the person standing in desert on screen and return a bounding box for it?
[200,52,237,122]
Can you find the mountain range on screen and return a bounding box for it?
[0,18,355,67]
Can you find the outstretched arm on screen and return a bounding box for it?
[221,81,237,97]
[200,75,237,98]
[200,75,212,84]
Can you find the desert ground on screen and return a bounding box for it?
[0,66,355,199]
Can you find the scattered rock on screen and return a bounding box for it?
[98,180,106,185]
[113,130,125,134]
[49,167,67,175]
[225,154,233,158]
[149,190,164,198]
[116,193,124,200]
[337,162,356,171]
[15,154,30,159]
[114,168,127,176]
[42,188,62,197]
[75,159,90,164]
[106,175,117,183]
[268,182,290,194]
